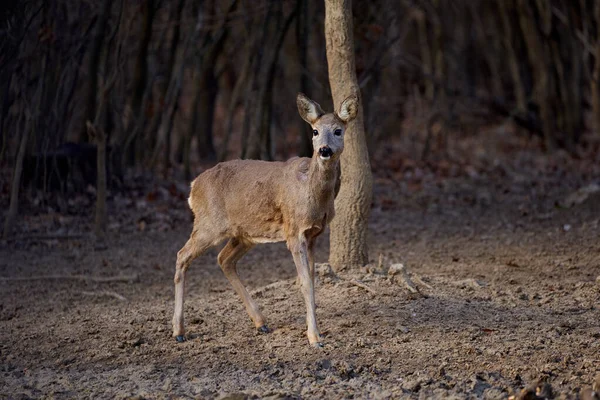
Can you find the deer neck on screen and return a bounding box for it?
[307,153,339,202]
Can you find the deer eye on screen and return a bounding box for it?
[334,129,342,136]
[312,130,319,137]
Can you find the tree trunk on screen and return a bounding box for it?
[325,0,373,271]
[197,76,218,160]
[122,0,155,165]
[242,5,295,161]
[87,121,107,241]
[259,9,296,161]
[88,4,116,243]
[79,0,112,142]
[4,48,48,237]
[3,122,29,238]
[146,0,185,165]
[150,0,204,172]
[162,96,179,174]
[416,10,434,101]
[187,0,237,162]
[432,0,445,102]
[296,0,312,157]
[189,0,218,162]
[592,1,600,136]
[240,52,258,158]
[518,0,556,150]
[243,3,277,160]
[552,35,582,150]
[498,1,527,112]
[219,38,253,161]
[471,3,502,98]
[190,51,219,161]
[0,71,14,162]
[95,127,107,240]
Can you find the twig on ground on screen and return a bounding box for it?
[347,279,377,294]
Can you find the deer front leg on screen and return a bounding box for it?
[289,235,322,347]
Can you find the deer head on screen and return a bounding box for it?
[296,93,358,162]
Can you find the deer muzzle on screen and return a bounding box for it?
[318,146,333,160]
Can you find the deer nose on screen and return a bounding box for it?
[318,146,333,158]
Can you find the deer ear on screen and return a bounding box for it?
[297,93,324,124]
[337,95,359,123]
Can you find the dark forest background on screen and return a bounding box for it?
[1,0,600,236]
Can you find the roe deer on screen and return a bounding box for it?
[172,93,359,347]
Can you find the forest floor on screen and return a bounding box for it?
[1,132,600,399]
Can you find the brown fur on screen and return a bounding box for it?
[172,93,358,347]
[188,157,335,244]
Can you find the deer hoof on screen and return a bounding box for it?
[175,335,186,343]
[311,342,324,349]
[257,325,271,334]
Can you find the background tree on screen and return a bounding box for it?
[593,1,600,137]
[2,0,600,239]
[325,0,373,271]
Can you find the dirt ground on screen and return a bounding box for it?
[1,141,600,399]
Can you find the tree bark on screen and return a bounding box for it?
[189,44,221,161]
[325,0,373,271]
[95,127,107,240]
[146,0,185,164]
[79,0,112,142]
[259,8,296,161]
[187,0,237,163]
[243,3,277,160]
[592,1,600,137]
[189,0,218,162]
[219,38,253,161]
[471,3,502,98]
[498,0,527,112]
[518,0,556,150]
[87,121,107,241]
[296,0,312,157]
[4,48,48,237]
[432,0,445,102]
[0,71,13,162]
[3,121,28,238]
[131,0,155,124]
[150,1,203,173]
[241,2,295,161]
[122,0,155,165]
[416,10,434,101]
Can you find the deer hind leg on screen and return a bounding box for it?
[289,235,322,347]
[217,238,269,332]
[172,229,214,342]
